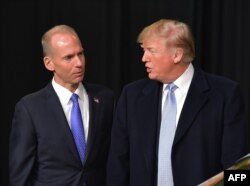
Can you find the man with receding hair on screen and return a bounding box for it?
[9,25,114,186]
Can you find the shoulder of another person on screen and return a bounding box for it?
[204,72,239,87]
[84,83,114,96]
[124,78,161,92]
[194,67,238,87]
[21,85,48,101]
[125,78,156,88]
[15,86,48,110]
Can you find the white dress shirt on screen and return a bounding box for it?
[161,63,194,127]
[52,78,89,142]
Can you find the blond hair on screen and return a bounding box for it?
[137,19,195,62]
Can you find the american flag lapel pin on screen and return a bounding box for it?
[94,97,99,103]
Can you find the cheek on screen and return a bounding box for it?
[157,61,171,74]
[56,64,72,75]
[154,57,166,69]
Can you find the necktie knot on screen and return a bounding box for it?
[71,93,79,103]
[167,83,177,92]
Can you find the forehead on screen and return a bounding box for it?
[51,32,79,45]
[52,34,83,52]
[50,35,82,57]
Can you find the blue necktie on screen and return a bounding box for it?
[158,83,177,186]
[70,93,86,164]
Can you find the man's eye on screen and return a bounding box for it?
[64,55,73,61]
[78,51,84,57]
[149,50,157,54]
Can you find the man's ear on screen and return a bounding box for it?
[43,56,54,71]
[173,48,184,64]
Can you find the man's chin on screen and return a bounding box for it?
[148,75,162,82]
[148,74,156,80]
[75,76,84,82]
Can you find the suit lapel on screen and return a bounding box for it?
[173,69,210,145]
[84,93,100,161]
[45,83,81,165]
[137,80,162,173]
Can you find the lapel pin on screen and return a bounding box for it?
[94,98,99,103]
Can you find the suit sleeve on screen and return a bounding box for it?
[221,83,249,168]
[9,100,36,186]
[106,88,129,186]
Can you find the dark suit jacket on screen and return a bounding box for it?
[9,82,114,186]
[107,68,249,186]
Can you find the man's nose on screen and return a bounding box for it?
[142,52,148,63]
[75,55,84,66]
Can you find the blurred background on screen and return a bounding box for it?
[1,0,250,185]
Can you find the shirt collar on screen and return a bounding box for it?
[163,63,194,93]
[52,78,86,105]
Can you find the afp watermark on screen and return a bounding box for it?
[224,170,250,185]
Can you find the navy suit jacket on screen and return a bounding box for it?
[9,82,114,186]
[107,68,249,186]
